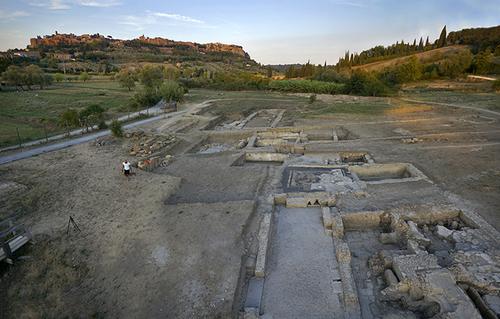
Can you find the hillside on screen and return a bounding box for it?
[448,25,500,52]
[352,45,469,72]
[1,32,257,73]
[28,33,249,58]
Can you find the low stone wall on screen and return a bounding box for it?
[272,192,336,208]
[245,152,288,163]
[342,210,385,230]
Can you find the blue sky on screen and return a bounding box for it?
[1,0,499,64]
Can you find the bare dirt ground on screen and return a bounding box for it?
[1,87,499,318]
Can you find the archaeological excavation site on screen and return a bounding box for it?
[1,91,500,319]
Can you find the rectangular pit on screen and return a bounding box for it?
[339,151,373,164]
[304,126,357,141]
[231,152,288,166]
[282,167,353,192]
[349,163,428,184]
[187,133,251,154]
[245,109,283,128]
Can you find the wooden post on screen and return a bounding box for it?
[43,123,48,143]
[16,127,22,148]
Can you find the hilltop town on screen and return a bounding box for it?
[28,32,249,57]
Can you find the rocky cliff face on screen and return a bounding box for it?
[29,33,249,58]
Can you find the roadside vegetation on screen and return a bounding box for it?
[0,80,133,147]
[0,63,186,147]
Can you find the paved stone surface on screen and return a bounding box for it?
[261,206,343,318]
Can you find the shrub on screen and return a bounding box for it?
[54,73,65,82]
[59,109,79,129]
[79,72,91,82]
[159,80,185,102]
[110,120,123,137]
[130,87,162,110]
[79,104,105,131]
[268,80,344,94]
[345,71,391,96]
[309,94,317,103]
[116,68,136,91]
[98,121,108,130]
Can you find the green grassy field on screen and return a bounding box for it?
[185,89,309,116]
[404,90,500,111]
[0,80,134,147]
[304,100,393,117]
[185,89,394,120]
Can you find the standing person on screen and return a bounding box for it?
[122,160,131,178]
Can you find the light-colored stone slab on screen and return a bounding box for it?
[255,213,272,278]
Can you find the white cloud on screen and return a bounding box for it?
[329,0,379,8]
[29,0,70,10]
[153,12,204,24]
[76,0,121,7]
[119,14,156,29]
[0,10,30,20]
[333,1,366,7]
[29,0,121,10]
[118,11,206,30]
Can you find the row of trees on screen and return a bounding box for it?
[53,72,92,82]
[1,64,95,90]
[59,104,106,133]
[337,26,449,68]
[1,65,52,90]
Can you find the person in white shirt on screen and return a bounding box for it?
[122,160,131,177]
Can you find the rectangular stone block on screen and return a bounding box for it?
[273,193,287,206]
[322,207,333,229]
[392,254,439,281]
[331,208,344,239]
[255,213,272,278]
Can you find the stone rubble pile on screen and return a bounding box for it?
[370,211,500,318]
[123,130,177,171]
[401,137,423,144]
[125,130,177,158]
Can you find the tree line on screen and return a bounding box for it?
[1,65,52,90]
[337,26,449,68]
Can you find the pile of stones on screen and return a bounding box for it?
[401,137,423,144]
[126,131,177,158]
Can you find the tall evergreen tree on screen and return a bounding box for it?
[425,36,430,48]
[418,37,424,51]
[437,25,447,48]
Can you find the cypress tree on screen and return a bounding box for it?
[418,37,424,51]
[437,25,447,48]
